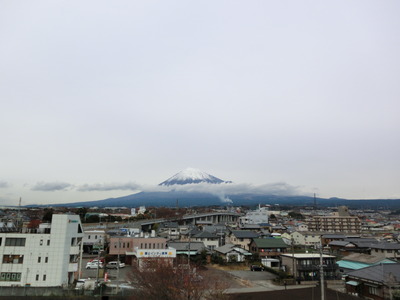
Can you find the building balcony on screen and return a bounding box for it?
[70,246,80,255]
[296,263,338,272]
[68,263,78,272]
[259,251,285,257]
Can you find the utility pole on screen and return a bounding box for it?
[291,237,295,279]
[319,242,325,300]
[116,238,120,294]
[188,231,191,274]
[78,239,83,280]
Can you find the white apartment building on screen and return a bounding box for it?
[239,205,269,226]
[82,230,106,253]
[290,231,322,247]
[0,214,84,287]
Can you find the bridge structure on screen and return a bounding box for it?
[83,211,242,232]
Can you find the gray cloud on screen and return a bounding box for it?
[77,182,141,192]
[0,181,10,188]
[32,182,72,192]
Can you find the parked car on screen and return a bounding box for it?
[86,261,104,269]
[250,265,264,271]
[106,261,126,269]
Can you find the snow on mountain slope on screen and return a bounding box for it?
[159,168,227,186]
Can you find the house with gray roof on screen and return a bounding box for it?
[167,241,206,256]
[345,263,400,300]
[369,242,400,260]
[215,243,252,262]
[192,231,219,251]
[338,253,397,274]
[227,230,259,251]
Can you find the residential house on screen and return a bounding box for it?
[192,231,219,251]
[369,242,400,261]
[345,263,400,300]
[249,238,288,259]
[227,230,259,251]
[290,231,322,248]
[337,253,397,274]
[214,244,252,263]
[328,237,379,256]
[167,241,206,257]
[321,234,347,246]
[281,253,339,281]
[157,222,180,240]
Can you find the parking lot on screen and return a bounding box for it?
[81,255,132,283]
[79,256,279,292]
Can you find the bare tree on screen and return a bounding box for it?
[128,258,230,300]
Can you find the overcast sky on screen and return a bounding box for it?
[1,1,399,205]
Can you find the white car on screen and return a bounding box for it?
[106,261,126,269]
[86,261,104,269]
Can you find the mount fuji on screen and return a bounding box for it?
[30,169,400,209]
[159,168,229,186]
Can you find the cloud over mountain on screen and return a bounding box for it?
[77,182,141,192]
[0,181,10,188]
[147,181,300,196]
[32,182,72,192]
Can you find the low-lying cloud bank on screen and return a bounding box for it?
[0,181,10,188]
[139,182,304,204]
[32,182,72,191]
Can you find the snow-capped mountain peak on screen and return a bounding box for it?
[159,168,227,186]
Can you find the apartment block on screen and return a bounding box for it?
[308,216,361,233]
[0,214,84,287]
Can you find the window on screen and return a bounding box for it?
[40,239,43,246]
[71,238,76,246]
[2,255,23,264]
[47,240,50,246]
[88,235,91,240]
[36,274,39,281]
[38,257,41,263]
[0,272,21,282]
[5,238,26,247]
[45,257,48,263]
[43,275,46,281]
[0,238,2,246]
[368,286,379,296]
